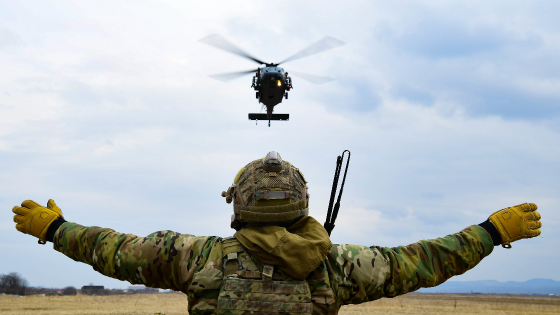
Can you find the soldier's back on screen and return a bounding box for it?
[186,237,342,315]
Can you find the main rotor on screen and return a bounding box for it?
[198,34,345,83]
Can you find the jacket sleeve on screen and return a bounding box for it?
[53,222,217,292]
[329,225,494,304]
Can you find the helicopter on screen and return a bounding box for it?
[198,34,345,126]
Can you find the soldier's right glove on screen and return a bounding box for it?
[488,203,541,248]
[12,199,64,245]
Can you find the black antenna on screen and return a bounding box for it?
[324,150,351,236]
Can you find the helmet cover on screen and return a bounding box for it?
[223,151,308,228]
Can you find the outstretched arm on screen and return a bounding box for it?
[52,222,217,292]
[331,224,493,304]
[330,203,541,304]
[12,199,218,292]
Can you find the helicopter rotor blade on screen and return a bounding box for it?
[198,34,267,65]
[278,36,345,65]
[289,71,335,85]
[208,69,258,82]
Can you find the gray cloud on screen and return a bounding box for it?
[372,21,560,119]
[0,28,23,49]
[388,21,543,60]
[390,83,435,105]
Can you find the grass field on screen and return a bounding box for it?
[1,292,559,315]
[340,293,560,315]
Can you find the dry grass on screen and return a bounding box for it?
[340,293,560,315]
[0,293,189,315]
[1,292,559,315]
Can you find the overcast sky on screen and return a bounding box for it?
[1,1,559,289]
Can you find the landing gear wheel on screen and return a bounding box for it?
[268,121,271,127]
[256,92,260,99]
[284,93,288,99]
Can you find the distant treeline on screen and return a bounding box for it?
[0,272,28,295]
[80,286,159,295]
[1,272,160,296]
[1,273,79,296]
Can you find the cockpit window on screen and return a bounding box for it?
[263,67,283,73]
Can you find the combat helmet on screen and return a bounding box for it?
[222,151,309,230]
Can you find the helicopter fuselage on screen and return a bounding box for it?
[252,67,292,109]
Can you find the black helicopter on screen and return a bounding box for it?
[199,34,344,126]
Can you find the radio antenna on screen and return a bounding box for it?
[324,150,351,236]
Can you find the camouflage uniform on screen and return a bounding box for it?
[53,222,493,314]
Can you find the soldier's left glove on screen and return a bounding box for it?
[13,199,64,245]
[488,203,541,249]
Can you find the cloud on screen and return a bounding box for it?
[385,20,543,60]
[390,83,435,105]
[0,28,23,49]
[94,128,173,156]
[368,16,560,120]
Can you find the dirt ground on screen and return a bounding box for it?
[1,292,559,315]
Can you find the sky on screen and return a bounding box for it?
[0,0,559,289]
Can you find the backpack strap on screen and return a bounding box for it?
[222,237,243,275]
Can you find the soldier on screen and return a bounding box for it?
[12,151,542,315]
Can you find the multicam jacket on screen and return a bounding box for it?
[53,222,493,314]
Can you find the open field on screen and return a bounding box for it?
[340,293,560,315]
[1,292,559,315]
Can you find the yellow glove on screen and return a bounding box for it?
[12,199,64,245]
[488,203,541,248]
